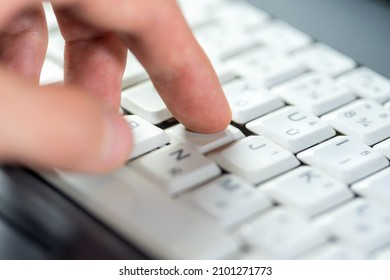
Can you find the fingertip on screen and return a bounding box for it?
[182,102,232,134]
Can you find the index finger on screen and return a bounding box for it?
[57,0,232,133]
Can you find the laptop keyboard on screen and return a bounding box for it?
[40,0,390,259]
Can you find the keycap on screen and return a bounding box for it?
[318,198,390,254]
[40,59,63,85]
[131,144,221,195]
[122,52,149,89]
[165,124,244,154]
[190,174,272,228]
[297,136,389,184]
[352,168,390,208]
[124,115,170,159]
[247,106,335,153]
[121,82,173,124]
[263,166,353,217]
[322,99,390,145]
[273,72,356,116]
[222,79,284,124]
[215,1,269,30]
[208,136,300,184]
[39,167,241,259]
[228,48,308,88]
[338,67,390,103]
[374,138,390,159]
[194,19,262,62]
[255,21,312,53]
[241,208,326,259]
[293,43,356,77]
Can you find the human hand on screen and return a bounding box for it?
[0,0,231,172]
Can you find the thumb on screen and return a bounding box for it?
[0,70,132,173]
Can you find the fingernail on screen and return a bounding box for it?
[100,110,132,169]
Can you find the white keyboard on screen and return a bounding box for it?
[39,0,390,260]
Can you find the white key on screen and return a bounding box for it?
[222,79,284,124]
[322,99,390,145]
[190,175,272,228]
[122,52,149,88]
[256,21,312,53]
[208,136,300,184]
[273,72,356,116]
[319,198,390,254]
[121,82,172,124]
[293,44,356,77]
[260,60,309,88]
[339,67,390,103]
[165,124,244,154]
[131,144,221,195]
[228,48,309,88]
[299,243,367,260]
[352,168,390,208]
[241,208,326,259]
[124,115,170,159]
[374,138,390,159]
[194,20,262,62]
[40,59,63,85]
[263,166,353,217]
[247,106,335,153]
[215,1,269,29]
[297,136,389,184]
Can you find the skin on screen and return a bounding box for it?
[0,0,232,173]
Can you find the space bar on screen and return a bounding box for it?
[37,167,240,259]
